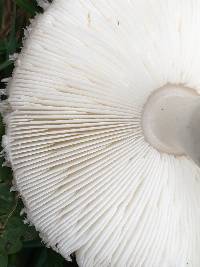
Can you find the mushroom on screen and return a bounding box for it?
[2,0,200,266]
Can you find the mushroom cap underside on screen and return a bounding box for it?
[3,0,200,266]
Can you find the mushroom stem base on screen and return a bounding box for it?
[142,84,200,166]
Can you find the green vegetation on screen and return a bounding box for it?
[0,1,77,266]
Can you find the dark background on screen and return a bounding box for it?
[0,1,78,266]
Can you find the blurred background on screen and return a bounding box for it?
[0,1,78,266]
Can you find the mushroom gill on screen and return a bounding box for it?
[2,0,200,266]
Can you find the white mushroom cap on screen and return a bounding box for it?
[3,0,200,266]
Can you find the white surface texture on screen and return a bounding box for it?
[3,0,200,266]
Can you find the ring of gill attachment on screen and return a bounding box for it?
[142,84,199,160]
